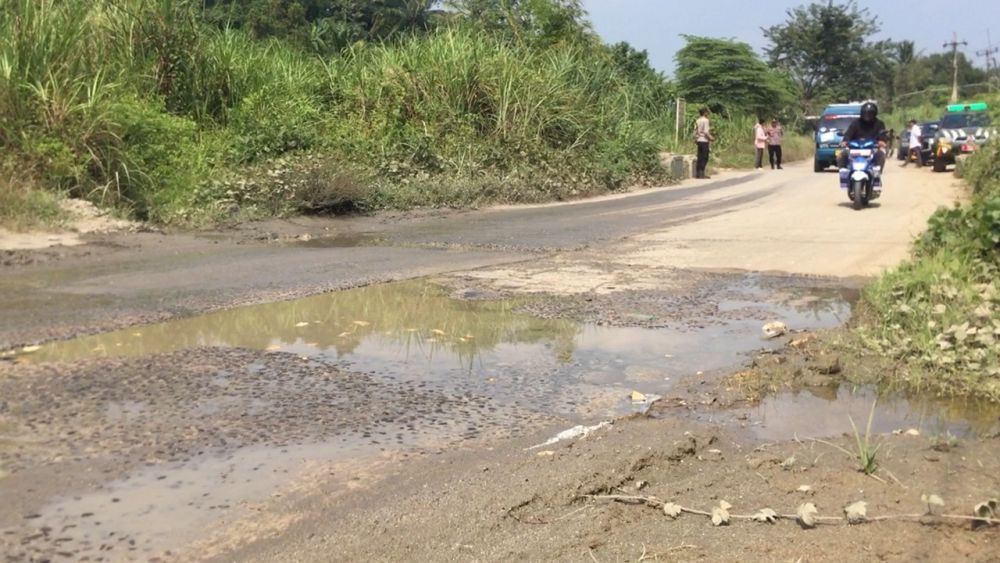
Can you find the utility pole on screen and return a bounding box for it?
[944,32,968,102]
[976,29,998,92]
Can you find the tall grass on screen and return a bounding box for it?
[2,0,776,227]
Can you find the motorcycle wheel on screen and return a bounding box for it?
[851,180,866,210]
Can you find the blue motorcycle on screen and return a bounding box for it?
[839,140,882,210]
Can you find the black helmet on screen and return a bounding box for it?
[860,102,878,122]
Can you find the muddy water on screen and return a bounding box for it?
[748,386,1000,441]
[9,278,849,419]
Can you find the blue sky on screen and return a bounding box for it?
[581,0,1000,76]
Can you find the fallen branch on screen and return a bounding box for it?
[582,494,1000,527]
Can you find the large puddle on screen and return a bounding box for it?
[9,278,851,419]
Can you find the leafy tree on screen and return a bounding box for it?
[606,42,674,110]
[202,0,437,52]
[675,36,797,118]
[763,1,893,108]
[893,50,989,106]
[921,52,988,89]
[895,40,916,66]
[443,0,593,47]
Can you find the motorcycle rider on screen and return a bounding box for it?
[837,101,888,189]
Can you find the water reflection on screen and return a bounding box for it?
[15,280,580,369]
[749,384,1000,441]
[11,277,858,419]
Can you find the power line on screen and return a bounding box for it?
[944,32,968,102]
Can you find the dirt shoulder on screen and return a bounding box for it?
[224,405,1000,562]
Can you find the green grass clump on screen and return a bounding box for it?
[0,175,65,231]
[860,101,1000,401]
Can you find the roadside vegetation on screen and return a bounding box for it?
[1,0,991,230]
[0,0,816,230]
[860,100,1000,401]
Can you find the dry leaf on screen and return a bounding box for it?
[711,506,730,527]
[796,503,818,528]
[719,500,732,511]
[295,322,310,327]
[662,503,682,518]
[752,508,778,523]
[353,321,371,327]
[844,500,867,524]
[797,485,813,493]
[630,390,647,403]
[921,493,944,513]
[20,345,40,353]
[265,344,281,352]
[431,329,446,335]
[762,321,788,338]
[974,499,998,520]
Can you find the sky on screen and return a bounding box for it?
[581,0,1000,76]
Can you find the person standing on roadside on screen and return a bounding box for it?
[766,118,784,169]
[753,118,767,170]
[694,108,714,179]
[901,120,923,167]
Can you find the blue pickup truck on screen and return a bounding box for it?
[813,103,862,172]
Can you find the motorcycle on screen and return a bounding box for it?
[837,140,882,210]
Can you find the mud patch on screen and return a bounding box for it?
[0,347,559,560]
[239,415,1000,562]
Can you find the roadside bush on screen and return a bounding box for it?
[861,107,1000,401]
[227,86,325,162]
[113,98,209,218]
[290,158,372,214]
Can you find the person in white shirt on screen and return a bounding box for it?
[902,120,923,167]
[694,108,714,179]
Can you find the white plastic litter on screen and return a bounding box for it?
[526,421,613,450]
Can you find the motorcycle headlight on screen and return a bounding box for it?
[852,160,867,171]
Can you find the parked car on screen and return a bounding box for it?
[896,121,939,165]
[932,102,994,172]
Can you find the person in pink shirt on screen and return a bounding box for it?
[753,118,767,170]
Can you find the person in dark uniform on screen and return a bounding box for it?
[837,101,888,188]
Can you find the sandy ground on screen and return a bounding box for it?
[449,163,965,299]
[0,199,139,251]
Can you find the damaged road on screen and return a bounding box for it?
[4,163,995,561]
